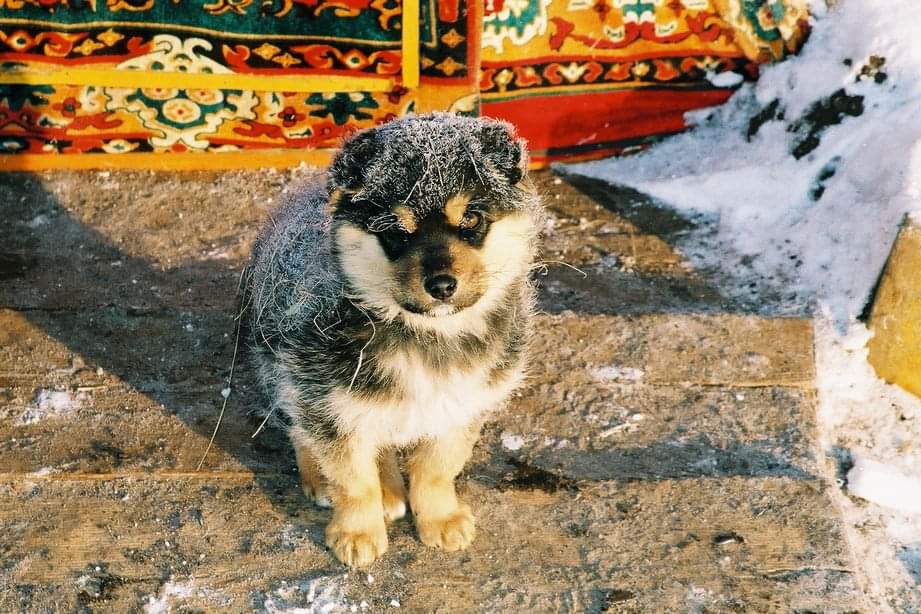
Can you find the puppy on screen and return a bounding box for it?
[241,112,543,567]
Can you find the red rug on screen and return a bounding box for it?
[480,0,809,166]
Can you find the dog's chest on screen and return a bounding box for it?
[337,348,521,446]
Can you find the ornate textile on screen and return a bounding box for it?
[0,0,808,168]
[480,0,809,165]
[0,0,479,164]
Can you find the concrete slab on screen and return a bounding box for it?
[1,476,862,612]
[0,169,870,612]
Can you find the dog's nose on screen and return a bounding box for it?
[424,274,457,300]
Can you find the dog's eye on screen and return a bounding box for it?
[375,227,410,260]
[459,210,483,231]
[380,227,409,244]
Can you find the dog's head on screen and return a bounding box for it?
[328,113,541,333]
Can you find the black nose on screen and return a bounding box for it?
[424,274,457,300]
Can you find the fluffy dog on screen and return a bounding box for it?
[241,113,543,567]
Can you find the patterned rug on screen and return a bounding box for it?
[0,0,807,168]
[480,0,809,165]
[0,0,479,166]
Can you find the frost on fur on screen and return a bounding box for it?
[243,113,541,354]
[328,112,536,218]
[240,112,543,434]
[239,113,545,567]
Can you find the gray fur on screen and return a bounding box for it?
[244,183,342,348]
[328,112,534,219]
[240,112,541,441]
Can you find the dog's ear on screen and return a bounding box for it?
[478,120,527,185]
[328,128,379,193]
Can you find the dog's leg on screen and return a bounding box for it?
[293,438,332,508]
[378,448,408,522]
[316,436,388,568]
[408,422,480,551]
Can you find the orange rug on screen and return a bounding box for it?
[0,0,480,169]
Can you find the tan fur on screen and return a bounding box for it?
[393,205,418,233]
[315,435,388,568]
[294,439,332,507]
[326,189,352,214]
[448,240,486,293]
[378,449,408,522]
[443,194,472,226]
[295,438,407,522]
[408,422,482,551]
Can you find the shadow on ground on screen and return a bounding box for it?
[0,170,817,492]
[0,173,299,502]
[544,170,807,317]
[0,169,856,612]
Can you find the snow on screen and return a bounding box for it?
[706,70,744,89]
[263,574,349,613]
[561,0,921,607]
[565,0,921,324]
[143,580,225,614]
[16,389,85,425]
[590,365,644,383]
[847,456,921,514]
[500,432,525,451]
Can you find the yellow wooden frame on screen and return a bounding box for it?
[0,0,419,93]
[400,0,420,88]
[0,68,394,93]
[0,149,335,171]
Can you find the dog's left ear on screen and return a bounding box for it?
[328,128,379,193]
[478,120,527,185]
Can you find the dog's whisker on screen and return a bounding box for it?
[250,405,276,439]
[532,259,588,278]
[347,300,377,394]
[196,278,245,471]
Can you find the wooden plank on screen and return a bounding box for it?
[0,149,334,172]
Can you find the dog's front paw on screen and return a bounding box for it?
[326,521,388,567]
[382,487,407,522]
[416,503,476,551]
[303,482,333,509]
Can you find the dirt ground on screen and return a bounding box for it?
[0,169,869,612]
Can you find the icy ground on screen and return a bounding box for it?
[562,0,921,609]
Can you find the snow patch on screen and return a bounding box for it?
[260,574,349,613]
[144,580,225,614]
[500,432,525,451]
[591,366,644,383]
[706,70,744,88]
[847,456,921,514]
[16,389,86,425]
[565,0,921,323]
[26,214,49,228]
[814,315,921,488]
